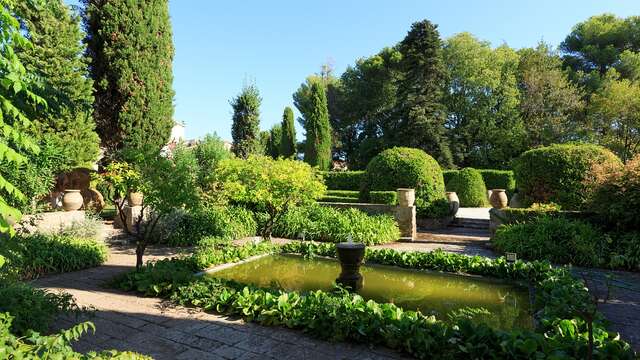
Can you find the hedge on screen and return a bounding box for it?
[362,147,447,218]
[163,206,257,246]
[319,190,397,205]
[445,169,516,196]
[318,171,364,191]
[113,242,636,359]
[444,168,488,207]
[512,144,622,210]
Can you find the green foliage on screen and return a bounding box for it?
[164,206,257,247]
[14,0,99,168]
[0,3,43,235]
[111,257,196,297]
[0,312,150,359]
[230,84,261,159]
[477,169,516,195]
[512,144,623,210]
[318,171,364,190]
[319,190,397,205]
[444,168,488,207]
[493,217,606,267]
[0,233,107,280]
[272,204,400,245]
[396,20,452,167]
[279,107,297,158]
[443,32,525,168]
[302,82,332,170]
[267,124,282,158]
[0,282,77,336]
[210,157,325,238]
[83,0,174,158]
[362,147,446,217]
[192,239,276,272]
[193,133,232,187]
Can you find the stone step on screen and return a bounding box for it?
[416,228,491,244]
[450,218,490,230]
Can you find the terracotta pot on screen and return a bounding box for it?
[127,191,143,207]
[489,189,508,209]
[446,192,460,216]
[62,190,83,211]
[397,188,415,207]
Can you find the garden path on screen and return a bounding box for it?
[33,243,411,360]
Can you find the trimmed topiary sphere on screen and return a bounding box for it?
[445,168,488,207]
[512,144,622,210]
[362,147,446,217]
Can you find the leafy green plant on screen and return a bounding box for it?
[445,167,488,207]
[209,156,325,238]
[318,171,365,190]
[478,169,516,195]
[0,233,107,280]
[0,282,78,336]
[56,215,104,240]
[512,144,622,210]
[272,204,399,245]
[493,217,606,267]
[362,147,447,218]
[163,206,257,246]
[319,190,397,205]
[193,133,232,187]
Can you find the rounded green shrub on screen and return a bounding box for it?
[362,147,446,217]
[512,144,622,210]
[493,217,606,267]
[445,168,488,207]
[164,206,257,246]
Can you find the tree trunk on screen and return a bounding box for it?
[135,242,145,270]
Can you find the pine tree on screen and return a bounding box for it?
[14,0,99,167]
[83,0,174,159]
[231,84,261,159]
[395,19,453,167]
[303,82,332,170]
[279,106,297,158]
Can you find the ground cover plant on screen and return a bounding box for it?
[112,241,635,359]
[272,204,400,245]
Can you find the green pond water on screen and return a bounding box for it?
[208,254,532,330]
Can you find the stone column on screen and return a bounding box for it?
[113,205,147,233]
[394,189,416,241]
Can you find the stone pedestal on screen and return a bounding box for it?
[16,211,86,234]
[394,206,416,240]
[113,205,148,233]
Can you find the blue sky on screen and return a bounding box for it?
[67,0,638,141]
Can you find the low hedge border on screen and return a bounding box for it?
[318,171,365,191]
[320,190,397,205]
[492,207,600,226]
[113,241,635,359]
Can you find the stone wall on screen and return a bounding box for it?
[16,211,86,234]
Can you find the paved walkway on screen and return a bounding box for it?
[34,245,411,360]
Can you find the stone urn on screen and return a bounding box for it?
[62,189,83,211]
[446,192,460,216]
[127,191,143,207]
[489,189,508,209]
[397,188,415,207]
[509,192,523,208]
[336,242,366,291]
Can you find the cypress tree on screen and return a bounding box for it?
[396,19,453,167]
[268,124,282,158]
[279,106,297,158]
[304,82,332,170]
[83,0,175,159]
[231,84,261,159]
[14,0,99,167]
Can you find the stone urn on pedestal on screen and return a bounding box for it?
[62,189,83,211]
[489,189,508,209]
[336,241,366,291]
[127,191,143,207]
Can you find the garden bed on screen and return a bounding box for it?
[112,241,636,359]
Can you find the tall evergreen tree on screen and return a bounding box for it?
[230,84,261,159]
[14,0,99,167]
[267,124,282,158]
[395,19,453,167]
[83,0,174,159]
[303,82,332,170]
[279,107,297,158]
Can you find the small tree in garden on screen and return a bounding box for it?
[193,133,231,187]
[231,84,262,159]
[267,124,282,158]
[98,152,199,269]
[280,107,297,158]
[303,82,332,170]
[211,156,325,239]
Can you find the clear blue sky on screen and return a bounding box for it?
[67,0,638,141]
